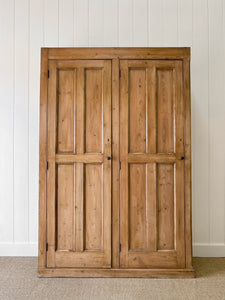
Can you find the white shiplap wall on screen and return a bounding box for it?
[0,0,225,257]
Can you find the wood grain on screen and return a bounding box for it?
[129,68,147,153]
[38,267,195,278]
[102,60,112,267]
[84,164,102,250]
[147,66,157,153]
[85,68,103,153]
[45,59,112,268]
[183,57,193,269]
[39,48,193,276]
[112,58,120,268]
[74,66,85,253]
[129,164,147,250]
[38,48,48,269]
[157,164,174,250]
[55,154,103,164]
[120,59,185,269]
[57,164,75,251]
[46,60,57,267]
[47,47,190,60]
[156,68,174,153]
[75,163,84,252]
[57,69,75,153]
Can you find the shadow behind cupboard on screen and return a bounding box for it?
[38,48,195,278]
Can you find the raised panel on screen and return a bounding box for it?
[157,163,175,250]
[85,69,103,153]
[157,68,175,153]
[57,164,75,251]
[128,164,147,251]
[84,164,103,251]
[57,69,75,153]
[129,69,147,153]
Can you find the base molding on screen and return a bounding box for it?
[0,243,38,256]
[38,267,195,278]
[193,243,225,257]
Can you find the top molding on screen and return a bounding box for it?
[42,47,190,60]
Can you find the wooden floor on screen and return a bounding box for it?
[0,258,225,300]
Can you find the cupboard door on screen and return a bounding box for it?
[47,60,111,268]
[120,60,185,268]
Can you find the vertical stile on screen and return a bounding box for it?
[47,60,57,267]
[75,67,84,252]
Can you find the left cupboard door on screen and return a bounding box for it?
[46,60,112,268]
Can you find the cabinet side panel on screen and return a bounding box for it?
[183,58,193,268]
[38,49,48,269]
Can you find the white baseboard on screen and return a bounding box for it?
[0,243,38,256]
[0,243,224,257]
[193,243,225,257]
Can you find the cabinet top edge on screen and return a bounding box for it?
[41,47,190,60]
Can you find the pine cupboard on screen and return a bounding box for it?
[38,48,195,278]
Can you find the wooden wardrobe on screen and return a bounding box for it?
[39,48,195,278]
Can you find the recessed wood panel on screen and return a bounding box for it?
[128,163,147,251]
[157,69,174,153]
[85,69,103,153]
[129,69,147,153]
[84,164,103,251]
[57,164,75,251]
[157,163,174,250]
[57,69,75,153]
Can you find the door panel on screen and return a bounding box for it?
[57,69,76,153]
[156,69,174,153]
[157,163,174,250]
[129,69,147,153]
[47,60,111,268]
[56,164,75,251]
[120,60,185,268]
[128,163,147,251]
[85,68,103,153]
[84,163,103,251]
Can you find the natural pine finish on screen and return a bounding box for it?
[119,60,185,268]
[46,59,111,268]
[39,47,194,278]
[38,48,48,269]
